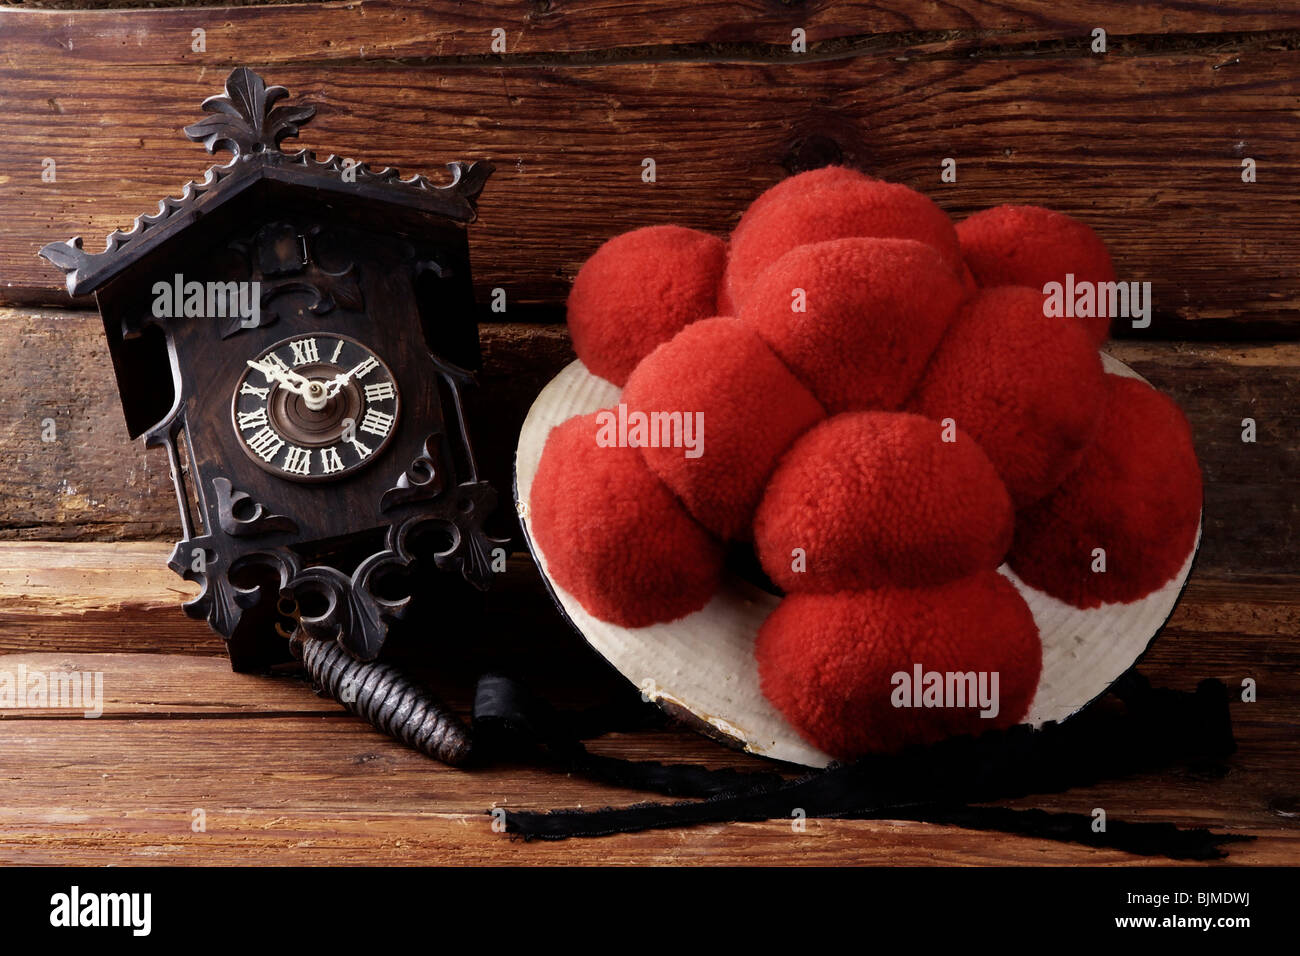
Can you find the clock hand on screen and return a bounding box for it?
[248,358,336,411]
[323,359,370,398]
[247,358,311,397]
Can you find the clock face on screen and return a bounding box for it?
[231,333,400,482]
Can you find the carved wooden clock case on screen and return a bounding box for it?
[41,68,507,681]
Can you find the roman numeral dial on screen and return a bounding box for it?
[231,333,400,483]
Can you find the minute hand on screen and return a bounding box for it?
[324,359,371,397]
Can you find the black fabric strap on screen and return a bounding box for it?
[472,671,1244,858]
[471,672,787,797]
[847,805,1246,861]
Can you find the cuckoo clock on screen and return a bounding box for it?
[41,68,507,675]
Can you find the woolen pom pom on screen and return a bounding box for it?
[957,205,1116,346]
[529,411,724,627]
[567,225,727,386]
[755,573,1042,758]
[723,169,966,310]
[718,169,878,316]
[622,317,825,541]
[1008,375,1202,608]
[907,286,1106,509]
[727,166,876,255]
[739,237,966,413]
[754,411,1014,591]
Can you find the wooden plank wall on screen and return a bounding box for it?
[0,0,1296,865]
[4,3,1300,333]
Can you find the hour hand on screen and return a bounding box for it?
[247,358,310,396]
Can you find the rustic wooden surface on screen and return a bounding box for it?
[0,544,1297,865]
[12,0,1300,39]
[0,1,1297,865]
[2,6,1299,334]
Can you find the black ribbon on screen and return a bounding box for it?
[470,672,787,797]
[848,805,1244,861]
[471,670,1247,859]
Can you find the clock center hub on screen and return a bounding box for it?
[303,380,329,411]
[270,361,363,447]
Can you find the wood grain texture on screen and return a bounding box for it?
[4,813,1206,867]
[7,1,1300,58]
[0,541,213,655]
[1,310,1293,581]
[1,1,1296,866]
[1,41,1297,333]
[0,648,1294,864]
[0,651,333,715]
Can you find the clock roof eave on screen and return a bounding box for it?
[39,149,494,298]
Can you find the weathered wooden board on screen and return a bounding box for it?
[3,541,1297,653]
[9,1,1300,60]
[1,40,1297,333]
[0,649,1294,864]
[0,650,334,715]
[1,309,1294,580]
[8,805,1286,867]
[0,541,214,654]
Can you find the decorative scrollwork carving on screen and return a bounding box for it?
[214,477,298,537]
[380,432,446,510]
[381,432,510,591]
[167,538,296,639]
[220,224,365,337]
[281,562,392,660]
[160,430,505,664]
[277,497,508,661]
[423,482,510,591]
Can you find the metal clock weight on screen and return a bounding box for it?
[41,68,508,766]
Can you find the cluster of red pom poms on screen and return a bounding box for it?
[530,167,1202,760]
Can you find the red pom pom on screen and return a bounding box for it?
[723,170,965,310]
[739,238,966,413]
[567,225,727,386]
[754,411,1013,590]
[728,166,875,256]
[622,317,825,541]
[756,573,1042,758]
[907,286,1106,508]
[529,411,724,627]
[1008,375,1202,608]
[957,205,1116,346]
[716,282,736,318]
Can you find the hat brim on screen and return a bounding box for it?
[515,354,1201,768]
